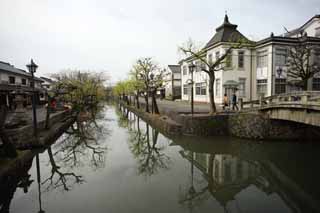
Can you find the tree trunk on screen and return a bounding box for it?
[208,74,216,114]
[303,80,308,91]
[152,91,159,114]
[136,91,140,109]
[145,94,149,113]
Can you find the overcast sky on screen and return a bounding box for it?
[1,0,319,83]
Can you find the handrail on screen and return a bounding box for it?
[239,91,320,111]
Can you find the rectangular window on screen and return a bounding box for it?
[183,84,188,95]
[208,54,213,64]
[21,78,27,85]
[215,51,220,61]
[195,82,206,95]
[313,78,320,90]
[315,27,320,37]
[195,61,201,72]
[275,79,286,94]
[238,51,244,68]
[200,83,206,95]
[257,79,267,97]
[215,51,220,68]
[216,79,221,97]
[238,78,246,97]
[183,66,187,75]
[9,76,15,84]
[257,51,268,68]
[275,49,287,66]
[225,51,232,68]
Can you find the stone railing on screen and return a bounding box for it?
[239,91,320,111]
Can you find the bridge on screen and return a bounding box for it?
[239,91,320,127]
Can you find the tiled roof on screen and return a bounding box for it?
[204,15,251,49]
[0,61,43,82]
[285,14,320,37]
[168,65,181,73]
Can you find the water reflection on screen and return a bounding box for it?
[0,106,109,212]
[1,105,320,213]
[0,155,34,213]
[43,106,109,191]
[118,107,171,176]
[179,152,262,212]
[118,106,320,213]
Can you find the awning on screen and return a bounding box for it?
[223,80,239,89]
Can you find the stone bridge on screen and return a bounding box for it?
[239,91,320,127]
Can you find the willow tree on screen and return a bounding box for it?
[286,34,320,90]
[51,70,108,111]
[179,39,249,114]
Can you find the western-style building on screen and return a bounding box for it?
[179,15,320,104]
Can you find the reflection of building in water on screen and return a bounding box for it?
[193,152,260,186]
[181,150,320,213]
[182,151,263,209]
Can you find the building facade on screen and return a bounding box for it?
[0,61,45,109]
[164,65,181,100]
[180,15,320,104]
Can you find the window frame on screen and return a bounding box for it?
[216,79,221,97]
[238,78,246,97]
[9,76,15,84]
[238,51,245,69]
[21,78,27,85]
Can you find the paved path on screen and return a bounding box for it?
[137,97,223,114]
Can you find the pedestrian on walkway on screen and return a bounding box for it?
[223,94,228,110]
[232,93,239,111]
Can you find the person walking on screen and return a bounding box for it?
[232,93,239,111]
[223,94,228,110]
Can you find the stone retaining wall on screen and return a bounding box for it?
[122,103,320,141]
[124,105,182,137]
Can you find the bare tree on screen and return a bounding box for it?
[149,68,167,114]
[134,58,158,113]
[286,34,320,90]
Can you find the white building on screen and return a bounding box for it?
[164,65,181,100]
[180,15,320,104]
[40,76,55,91]
[284,15,320,38]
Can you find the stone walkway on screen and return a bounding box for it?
[137,98,224,114]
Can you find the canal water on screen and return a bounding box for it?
[2,104,320,213]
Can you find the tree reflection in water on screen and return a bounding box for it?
[42,106,109,192]
[119,108,171,176]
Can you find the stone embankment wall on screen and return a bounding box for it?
[122,103,320,141]
[124,105,182,137]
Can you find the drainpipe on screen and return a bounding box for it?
[271,46,274,96]
[250,49,253,101]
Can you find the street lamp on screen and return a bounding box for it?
[188,62,196,116]
[276,67,283,78]
[26,59,38,137]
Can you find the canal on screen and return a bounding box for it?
[2,104,320,213]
